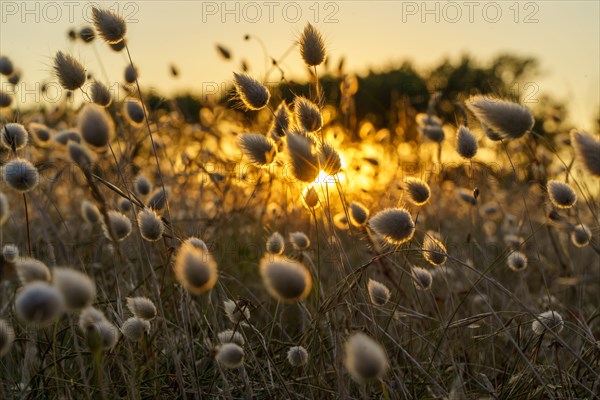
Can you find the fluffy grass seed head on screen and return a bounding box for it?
[134,174,152,196]
[289,231,310,250]
[507,251,528,271]
[81,200,101,224]
[412,266,433,291]
[286,133,320,183]
[344,332,389,383]
[0,56,14,76]
[457,188,477,205]
[78,103,114,148]
[367,279,391,306]
[465,95,534,140]
[0,90,12,108]
[78,307,106,331]
[238,133,277,166]
[2,158,39,192]
[121,317,150,341]
[571,224,592,247]
[0,319,15,357]
[28,122,52,146]
[174,242,218,295]
[118,198,132,212]
[68,142,95,170]
[301,186,320,209]
[124,64,138,84]
[53,51,86,91]
[319,142,342,176]
[233,72,270,110]
[570,131,600,177]
[102,210,132,241]
[224,299,250,324]
[259,255,312,302]
[422,233,447,266]
[271,101,291,137]
[90,81,112,107]
[2,244,19,262]
[266,231,285,255]
[1,123,28,151]
[216,342,245,369]
[369,208,415,245]
[287,345,309,367]
[137,208,164,242]
[547,180,577,209]
[299,23,326,66]
[15,282,64,327]
[147,187,170,211]
[218,329,245,346]
[349,201,369,227]
[123,98,146,126]
[456,125,478,159]
[184,237,209,252]
[294,96,323,132]
[404,177,431,206]
[0,192,8,225]
[79,26,95,42]
[53,129,81,145]
[16,257,51,284]
[126,296,157,320]
[52,267,96,311]
[92,7,127,44]
[532,310,564,335]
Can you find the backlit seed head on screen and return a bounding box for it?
[301,186,320,209]
[118,198,132,212]
[571,224,592,248]
[124,64,138,84]
[2,244,19,262]
[53,129,81,145]
[286,133,320,183]
[287,345,309,367]
[507,251,528,271]
[90,81,112,107]
[233,72,270,110]
[457,188,477,205]
[174,243,218,295]
[349,202,369,227]
[92,320,120,350]
[1,123,28,151]
[271,101,291,137]
[218,329,245,346]
[81,200,101,224]
[289,232,310,250]
[102,210,132,242]
[52,267,96,311]
[318,142,342,176]
[238,133,277,166]
[422,233,447,266]
[138,208,164,242]
[126,296,157,320]
[456,125,478,159]
[299,23,326,66]
[344,333,389,383]
[53,51,86,91]
[465,96,534,140]
[0,192,8,225]
[2,158,39,192]
[121,317,150,341]
[16,257,51,284]
[78,307,107,332]
[28,122,52,146]
[404,177,431,206]
[123,98,145,126]
[68,142,95,170]
[334,213,349,230]
[367,279,391,306]
[146,187,170,211]
[224,299,251,324]
[216,343,244,369]
[79,26,95,42]
[294,96,323,132]
[92,7,127,44]
[0,56,14,76]
[259,255,312,302]
[0,90,12,108]
[570,131,600,177]
[78,103,114,148]
[412,267,433,291]
[547,180,577,209]
[266,232,285,255]
[134,174,152,196]
[532,310,564,335]
[184,237,208,252]
[369,208,415,245]
[0,319,15,357]
[15,282,64,327]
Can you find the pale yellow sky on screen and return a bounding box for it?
[1,0,599,129]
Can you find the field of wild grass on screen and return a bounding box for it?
[1,7,599,400]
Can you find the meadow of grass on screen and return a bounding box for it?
[0,7,599,400]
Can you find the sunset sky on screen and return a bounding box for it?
[1,0,598,129]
